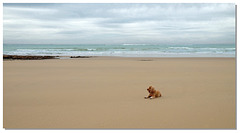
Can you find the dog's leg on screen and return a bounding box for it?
[144,94,152,99]
[144,96,150,99]
[149,96,155,99]
[156,91,161,97]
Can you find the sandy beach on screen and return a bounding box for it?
[3,57,236,129]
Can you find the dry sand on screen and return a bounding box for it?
[3,57,236,129]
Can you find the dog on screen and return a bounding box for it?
[144,86,162,99]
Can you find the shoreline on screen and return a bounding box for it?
[3,44,235,58]
[3,54,236,60]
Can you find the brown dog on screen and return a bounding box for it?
[144,86,162,99]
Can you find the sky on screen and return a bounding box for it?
[3,3,236,45]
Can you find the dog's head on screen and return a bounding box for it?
[147,86,154,93]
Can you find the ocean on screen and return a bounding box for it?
[3,44,235,57]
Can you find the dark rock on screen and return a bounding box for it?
[139,59,153,61]
[3,55,57,60]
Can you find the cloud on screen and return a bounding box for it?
[3,3,235,45]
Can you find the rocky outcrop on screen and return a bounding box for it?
[3,55,58,60]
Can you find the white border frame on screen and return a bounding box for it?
[1,0,239,133]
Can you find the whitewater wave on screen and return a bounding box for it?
[122,44,148,46]
[3,44,235,57]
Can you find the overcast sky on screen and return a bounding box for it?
[3,3,235,45]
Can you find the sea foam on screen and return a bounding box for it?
[3,44,235,57]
